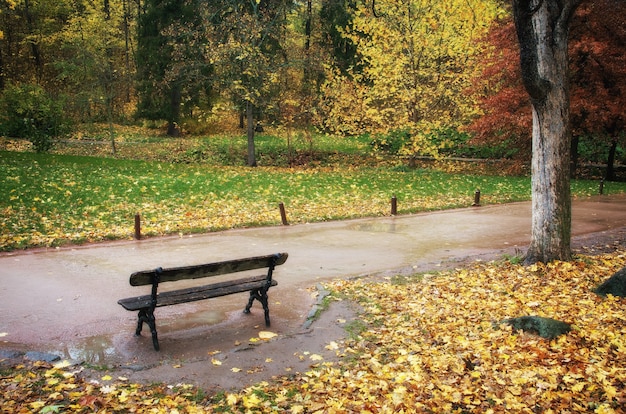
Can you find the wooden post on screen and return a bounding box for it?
[391,195,397,215]
[134,213,141,240]
[279,202,289,225]
[472,189,481,207]
[599,179,604,195]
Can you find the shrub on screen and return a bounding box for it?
[437,128,519,159]
[369,129,411,155]
[0,83,71,152]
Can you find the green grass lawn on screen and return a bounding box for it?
[2,149,623,252]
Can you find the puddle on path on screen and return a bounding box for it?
[58,335,117,365]
[44,309,236,365]
[347,222,408,233]
[155,309,225,332]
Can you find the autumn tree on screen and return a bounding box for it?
[569,0,626,180]
[0,0,140,131]
[316,0,501,157]
[52,1,131,121]
[135,0,213,136]
[468,0,626,179]
[210,0,291,166]
[512,0,581,264]
[0,0,74,88]
[0,0,16,88]
[465,19,532,161]
[319,0,359,76]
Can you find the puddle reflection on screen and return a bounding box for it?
[159,309,224,332]
[59,336,116,364]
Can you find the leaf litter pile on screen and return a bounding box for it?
[2,252,625,413]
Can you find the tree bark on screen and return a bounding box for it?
[303,0,313,88]
[525,86,572,264]
[513,0,581,264]
[0,48,4,90]
[167,84,182,137]
[24,0,44,83]
[246,101,257,167]
[605,139,617,181]
[570,135,579,178]
[122,0,132,102]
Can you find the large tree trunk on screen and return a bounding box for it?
[513,0,580,264]
[526,84,572,264]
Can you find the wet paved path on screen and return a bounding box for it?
[0,195,624,364]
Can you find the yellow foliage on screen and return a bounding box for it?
[318,0,503,156]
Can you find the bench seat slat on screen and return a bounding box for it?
[118,275,277,311]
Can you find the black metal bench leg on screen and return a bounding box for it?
[260,291,271,327]
[136,310,147,336]
[243,288,271,327]
[244,290,256,314]
[136,308,160,351]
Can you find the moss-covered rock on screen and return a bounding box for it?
[594,267,626,297]
[502,316,571,339]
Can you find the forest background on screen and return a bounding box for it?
[0,0,624,171]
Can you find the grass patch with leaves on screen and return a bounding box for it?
[2,151,625,251]
[46,127,375,167]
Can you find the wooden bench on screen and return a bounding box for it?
[118,252,288,351]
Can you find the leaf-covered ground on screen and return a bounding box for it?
[2,251,625,413]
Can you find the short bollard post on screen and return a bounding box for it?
[391,195,398,215]
[279,202,289,226]
[472,189,481,207]
[134,213,141,240]
[599,179,604,195]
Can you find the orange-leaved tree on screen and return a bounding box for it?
[468,0,626,179]
[569,0,626,180]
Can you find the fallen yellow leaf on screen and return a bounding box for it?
[53,360,71,369]
[259,331,277,339]
[325,341,339,350]
[226,394,238,405]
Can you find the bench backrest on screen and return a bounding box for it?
[129,252,288,286]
